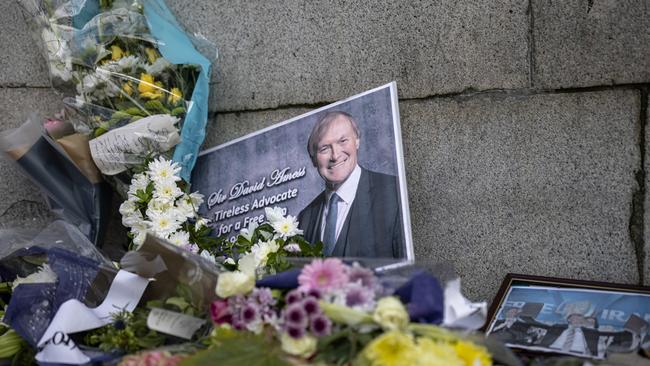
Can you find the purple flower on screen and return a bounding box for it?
[344,283,375,308]
[286,325,306,339]
[210,300,232,325]
[306,288,322,299]
[301,297,320,316]
[285,289,303,304]
[241,304,258,324]
[284,303,308,327]
[347,262,377,289]
[310,315,332,337]
[252,287,276,307]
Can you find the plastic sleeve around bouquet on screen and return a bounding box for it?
[0,221,116,346]
[0,115,110,246]
[21,0,214,181]
[120,233,222,312]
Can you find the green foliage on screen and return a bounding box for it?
[313,327,377,366]
[181,332,290,366]
[144,100,170,115]
[84,308,165,354]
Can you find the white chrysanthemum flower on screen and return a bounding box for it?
[176,195,197,218]
[147,210,182,238]
[145,57,172,76]
[200,250,216,264]
[148,157,182,183]
[122,212,146,230]
[224,257,236,265]
[264,206,285,225]
[116,55,142,72]
[12,264,58,290]
[133,229,147,248]
[153,180,183,202]
[127,173,150,197]
[271,215,303,239]
[119,199,138,217]
[188,192,204,207]
[250,240,280,268]
[238,252,258,275]
[195,217,211,230]
[284,243,301,253]
[77,74,100,94]
[240,222,259,241]
[146,198,174,217]
[167,230,190,247]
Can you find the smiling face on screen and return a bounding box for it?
[313,115,360,190]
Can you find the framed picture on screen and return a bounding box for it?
[485,273,650,359]
[191,82,413,269]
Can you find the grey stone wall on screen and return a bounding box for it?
[1,0,649,302]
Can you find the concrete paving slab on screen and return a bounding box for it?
[0,1,50,86]
[532,0,650,89]
[168,0,529,112]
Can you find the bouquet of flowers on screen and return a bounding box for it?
[19,0,214,182]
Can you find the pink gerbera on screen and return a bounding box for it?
[298,258,349,292]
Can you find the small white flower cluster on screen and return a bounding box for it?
[119,157,210,252]
[216,207,303,298]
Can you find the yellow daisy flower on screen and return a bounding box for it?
[138,73,164,99]
[415,338,464,366]
[145,47,160,63]
[110,45,124,61]
[168,87,183,105]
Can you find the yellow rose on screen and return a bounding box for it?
[111,45,124,61]
[373,297,409,331]
[145,47,160,63]
[280,333,317,358]
[215,271,254,298]
[168,87,183,105]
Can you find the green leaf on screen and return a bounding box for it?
[180,333,290,366]
[144,100,170,114]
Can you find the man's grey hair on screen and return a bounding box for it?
[307,111,361,162]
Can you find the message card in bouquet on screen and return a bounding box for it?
[192,83,413,267]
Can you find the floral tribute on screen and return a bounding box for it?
[198,258,494,366]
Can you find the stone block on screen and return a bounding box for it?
[645,93,650,287]
[204,107,311,149]
[533,0,650,88]
[401,90,640,301]
[167,0,529,112]
[0,1,50,86]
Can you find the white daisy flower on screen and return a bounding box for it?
[153,179,183,202]
[147,210,182,238]
[264,206,285,225]
[271,215,303,239]
[127,173,151,197]
[195,217,211,230]
[148,157,182,183]
[145,57,172,76]
[167,230,190,247]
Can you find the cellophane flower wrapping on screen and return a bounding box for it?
[19,0,215,186]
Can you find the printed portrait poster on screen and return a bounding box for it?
[191,82,414,267]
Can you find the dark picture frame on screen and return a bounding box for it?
[485,273,650,360]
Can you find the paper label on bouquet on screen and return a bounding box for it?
[89,114,180,175]
[147,308,206,339]
[35,270,150,364]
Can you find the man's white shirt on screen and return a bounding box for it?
[319,165,362,242]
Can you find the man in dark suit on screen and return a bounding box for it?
[298,111,405,258]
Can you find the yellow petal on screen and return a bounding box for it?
[145,47,160,63]
[110,45,124,61]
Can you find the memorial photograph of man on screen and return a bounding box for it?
[298,111,405,259]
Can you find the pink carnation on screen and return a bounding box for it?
[118,351,185,366]
[298,258,349,292]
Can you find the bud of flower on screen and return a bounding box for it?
[372,296,409,331]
